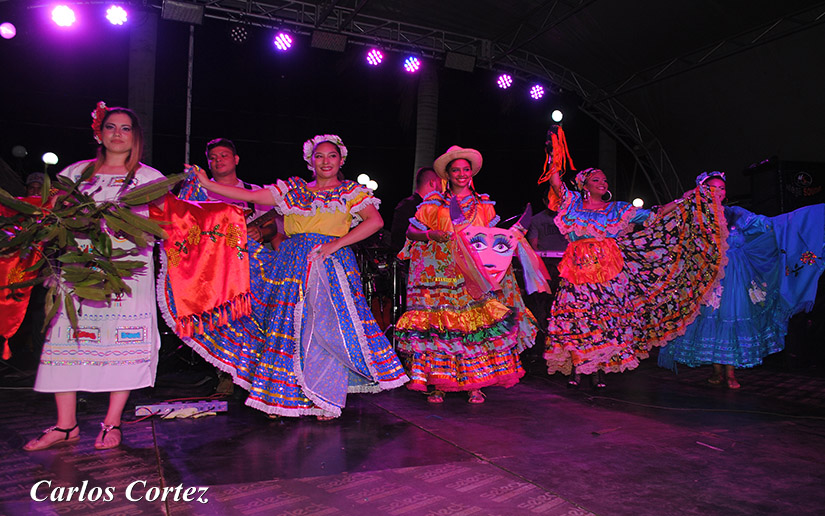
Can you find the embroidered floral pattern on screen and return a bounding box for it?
[6,265,24,286]
[168,223,247,267]
[748,280,767,305]
[800,251,818,265]
[186,225,201,246]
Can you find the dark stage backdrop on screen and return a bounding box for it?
[0,5,668,227]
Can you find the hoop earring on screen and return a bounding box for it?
[602,190,612,202]
[582,190,590,201]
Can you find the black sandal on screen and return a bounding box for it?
[94,423,122,450]
[23,423,80,451]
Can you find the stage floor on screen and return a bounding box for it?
[1,351,824,516]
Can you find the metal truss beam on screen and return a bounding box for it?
[142,0,681,199]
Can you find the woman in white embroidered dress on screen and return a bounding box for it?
[24,105,165,451]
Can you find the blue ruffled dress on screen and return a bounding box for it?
[659,204,825,369]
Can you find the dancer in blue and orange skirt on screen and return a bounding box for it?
[540,126,728,388]
[161,134,408,419]
[394,146,543,404]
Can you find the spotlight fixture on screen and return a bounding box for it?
[52,5,76,27]
[106,5,128,25]
[356,173,370,185]
[230,25,248,44]
[551,110,564,122]
[632,198,644,208]
[273,31,293,51]
[366,180,378,191]
[0,22,16,39]
[42,152,59,166]
[403,56,421,73]
[497,74,513,89]
[529,84,545,100]
[366,48,384,66]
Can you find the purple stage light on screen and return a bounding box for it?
[106,5,128,26]
[529,85,545,100]
[0,22,16,39]
[403,56,421,73]
[366,48,384,66]
[497,74,513,89]
[52,5,76,27]
[273,32,293,51]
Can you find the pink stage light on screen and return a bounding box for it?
[497,74,513,89]
[106,5,128,26]
[273,32,293,51]
[52,5,76,27]
[366,48,384,66]
[0,22,16,40]
[403,56,421,73]
[529,84,545,100]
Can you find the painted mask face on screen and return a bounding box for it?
[462,226,516,282]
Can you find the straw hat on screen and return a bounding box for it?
[433,145,483,180]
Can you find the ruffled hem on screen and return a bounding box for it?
[395,302,518,356]
[402,347,526,392]
[405,371,524,392]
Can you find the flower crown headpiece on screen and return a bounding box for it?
[90,101,109,144]
[695,170,726,186]
[302,134,348,171]
[574,168,600,192]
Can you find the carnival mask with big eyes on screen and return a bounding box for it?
[462,226,516,282]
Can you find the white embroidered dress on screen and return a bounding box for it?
[34,161,164,393]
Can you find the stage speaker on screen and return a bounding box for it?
[745,159,825,216]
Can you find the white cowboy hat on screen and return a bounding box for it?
[433,145,483,180]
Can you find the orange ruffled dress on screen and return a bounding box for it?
[395,191,537,392]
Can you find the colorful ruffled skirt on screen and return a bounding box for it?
[160,235,408,418]
[545,189,727,375]
[395,241,537,392]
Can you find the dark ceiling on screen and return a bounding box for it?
[1,0,824,213]
[353,0,825,198]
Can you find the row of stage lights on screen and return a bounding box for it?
[0,4,127,37]
[1,5,557,102]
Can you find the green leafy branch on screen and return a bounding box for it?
[0,170,184,331]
